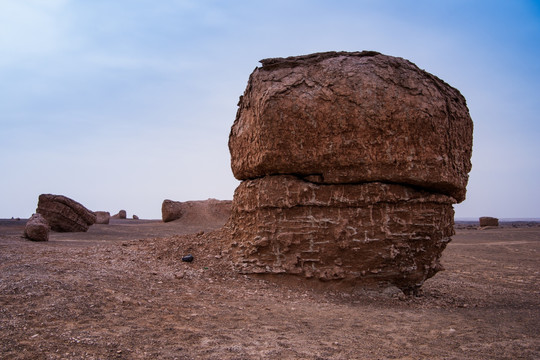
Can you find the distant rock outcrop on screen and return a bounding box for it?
[133,215,139,220]
[227,51,473,292]
[24,213,50,241]
[95,211,111,224]
[161,199,232,224]
[36,194,96,232]
[111,210,127,220]
[479,217,499,227]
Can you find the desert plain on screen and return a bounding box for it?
[0,209,539,360]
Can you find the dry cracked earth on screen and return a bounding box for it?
[1,218,539,359]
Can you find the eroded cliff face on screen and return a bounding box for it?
[227,51,473,292]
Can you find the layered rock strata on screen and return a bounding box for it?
[37,194,96,232]
[228,51,473,291]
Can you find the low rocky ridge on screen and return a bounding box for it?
[227,51,473,292]
[162,199,232,225]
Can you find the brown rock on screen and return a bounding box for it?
[229,51,473,202]
[111,210,127,220]
[162,200,182,222]
[479,217,499,227]
[36,194,96,232]
[133,215,139,220]
[229,175,454,290]
[227,51,474,292]
[95,211,110,224]
[24,213,50,241]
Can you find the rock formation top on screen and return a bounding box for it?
[229,51,473,202]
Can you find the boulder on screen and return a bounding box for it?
[133,215,139,220]
[227,51,473,292]
[24,213,50,241]
[95,211,111,224]
[36,194,96,232]
[162,199,183,222]
[229,51,473,202]
[479,217,499,227]
[111,210,127,219]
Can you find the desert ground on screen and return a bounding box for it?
[0,215,539,359]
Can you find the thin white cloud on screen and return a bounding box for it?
[0,0,70,65]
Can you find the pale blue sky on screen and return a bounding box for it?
[1,0,539,219]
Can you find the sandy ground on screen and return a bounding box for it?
[0,218,539,359]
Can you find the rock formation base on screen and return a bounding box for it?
[228,175,455,292]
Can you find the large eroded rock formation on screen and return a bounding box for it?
[228,51,473,292]
[37,194,96,232]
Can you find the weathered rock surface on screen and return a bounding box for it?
[227,51,473,292]
[162,200,183,222]
[23,213,50,241]
[36,194,96,232]
[479,217,499,227]
[229,51,473,202]
[229,176,454,290]
[95,211,111,224]
[111,210,127,220]
[162,199,232,224]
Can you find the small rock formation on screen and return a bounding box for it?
[162,200,183,222]
[479,217,499,227]
[36,194,96,232]
[24,213,50,241]
[227,51,473,292]
[95,211,111,224]
[133,215,139,220]
[111,210,127,219]
[161,199,232,224]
